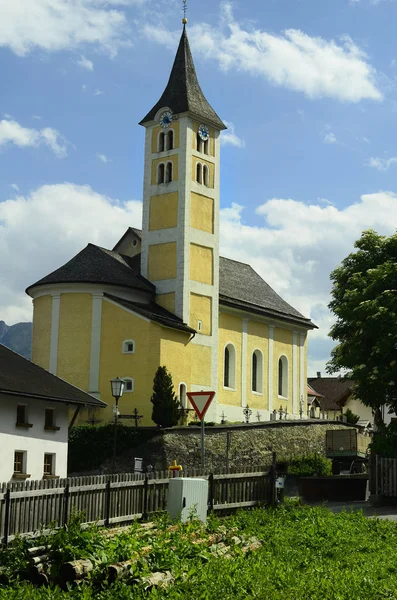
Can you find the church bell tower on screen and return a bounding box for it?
[139,21,226,390]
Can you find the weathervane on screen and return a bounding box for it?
[183,0,188,25]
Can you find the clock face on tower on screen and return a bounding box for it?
[198,124,210,141]
[159,110,173,129]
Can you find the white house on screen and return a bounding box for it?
[0,344,106,482]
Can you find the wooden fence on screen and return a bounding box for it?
[0,466,274,544]
[373,456,397,497]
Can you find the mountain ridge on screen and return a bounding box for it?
[0,320,32,359]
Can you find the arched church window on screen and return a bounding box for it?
[224,344,236,389]
[196,162,202,184]
[278,355,288,397]
[179,383,187,408]
[252,350,263,393]
[203,139,209,155]
[158,132,165,153]
[166,130,174,151]
[157,163,165,184]
[196,131,203,153]
[166,161,173,183]
[203,164,209,187]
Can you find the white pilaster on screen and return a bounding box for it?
[292,332,298,416]
[268,325,274,412]
[300,333,305,412]
[89,294,103,394]
[241,319,248,407]
[49,295,60,375]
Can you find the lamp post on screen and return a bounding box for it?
[110,377,125,473]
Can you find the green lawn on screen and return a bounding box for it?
[1,503,397,599]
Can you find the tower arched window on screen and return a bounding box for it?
[165,161,173,183]
[252,350,263,393]
[203,139,209,155]
[278,355,288,398]
[179,383,187,408]
[158,132,165,153]
[203,164,209,187]
[196,162,202,184]
[157,163,165,184]
[224,343,236,389]
[166,130,174,151]
[197,132,203,153]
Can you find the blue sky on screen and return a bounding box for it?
[1,0,397,375]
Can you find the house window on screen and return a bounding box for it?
[123,378,135,393]
[167,130,174,151]
[122,340,135,354]
[43,453,55,476]
[179,383,187,408]
[278,356,288,398]
[157,163,165,184]
[252,350,264,393]
[16,405,26,425]
[203,164,210,187]
[14,451,25,474]
[224,344,236,389]
[196,162,202,184]
[45,409,55,428]
[165,161,173,183]
[158,132,165,153]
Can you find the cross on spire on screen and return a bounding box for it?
[182,0,188,25]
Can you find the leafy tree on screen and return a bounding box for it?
[150,366,180,427]
[344,408,360,425]
[327,230,397,425]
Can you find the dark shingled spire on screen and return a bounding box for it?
[140,26,226,130]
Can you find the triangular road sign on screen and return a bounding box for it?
[187,391,216,421]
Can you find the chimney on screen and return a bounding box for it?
[317,371,321,378]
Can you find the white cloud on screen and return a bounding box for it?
[368,156,397,171]
[9,184,19,191]
[324,132,337,144]
[144,2,382,103]
[0,183,142,323]
[221,121,245,148]
[94,89,104,96]
[0,119,68,158]
[77,55,94,71]
[32,115,41,121]
[0,0,145,57]
[97,153,110,163]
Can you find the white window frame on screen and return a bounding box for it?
[251,349,264,395]
[122,377,135,393]
[14,450,27,475]
[223,343,237,391]
[122,339,135,354]
[278,355,289,399]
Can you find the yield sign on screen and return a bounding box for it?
[187,391,216,421]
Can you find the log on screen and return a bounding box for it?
[28,545,51,557]
[59,559,93,582]
[107,560,135,583]
[141,571,174,590]
[29,554,50,566]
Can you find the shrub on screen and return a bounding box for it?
[288,454,332,477]
[370,421,397,458]
[151,366,180,428]
[344,408,360,425]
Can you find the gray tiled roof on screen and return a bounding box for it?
[105,294,196,334]
[0,344,106,407]
[26,244,154,295]
[140,28,226,130]
[219,257,315,328]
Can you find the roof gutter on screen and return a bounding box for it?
[0,388,106,408]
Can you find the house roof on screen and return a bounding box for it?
[104,294,196,335]
[0,344,106,407]
[140,27,226,130]
[307,377,354,411]
[26,244,155,295]
[307,383,324,398]
[112,227,142,251]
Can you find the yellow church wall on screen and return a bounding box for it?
[149,192,179,231]
[151,122,180,154]
[190,244,213,285]
[273,327,294,413]
[191,121,215,156]
[190,344,212,387]
[189,293,212,335]
[98,300,162,426]
[190,192,214,234]
[218,313,242,407]
[31,295,52,370]
[191,157,214,188]
[57,294,92,392]
[156,293,176,314]
[246,321,269,410]
[148,242,177,281]
[151,155,179,185]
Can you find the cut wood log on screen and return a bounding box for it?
[59,559,93,582]
[141,571,174,590]
[28,546,51,557]
[29,554,50,566]
[107,560,135,583]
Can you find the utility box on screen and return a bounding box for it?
[167,478,208,524]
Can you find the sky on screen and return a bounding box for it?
[1,0,397,376]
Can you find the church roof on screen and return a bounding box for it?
[0,344,106,407]
[105,294,196,334]
[140,27,226,130]
[26,244,155,295]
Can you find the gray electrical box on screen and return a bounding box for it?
[167,478,208,523]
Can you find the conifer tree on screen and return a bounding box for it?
[150,366,180,427]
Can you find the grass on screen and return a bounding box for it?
[1,502,397,599]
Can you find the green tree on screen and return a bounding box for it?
[344,408,360,425]
[150,366,180,427]
[327,230,397,425]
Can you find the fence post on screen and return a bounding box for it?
[104,480,111,527]
[270,452,277,507]
[208,473,214,512]
[142,474,149,520]
[3,488,11,546]
[63,484,70,527]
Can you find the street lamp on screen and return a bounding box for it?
[110,377,125,473]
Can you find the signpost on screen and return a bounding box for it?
[187,391,216,469]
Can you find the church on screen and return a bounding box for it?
[26,21,316,426]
